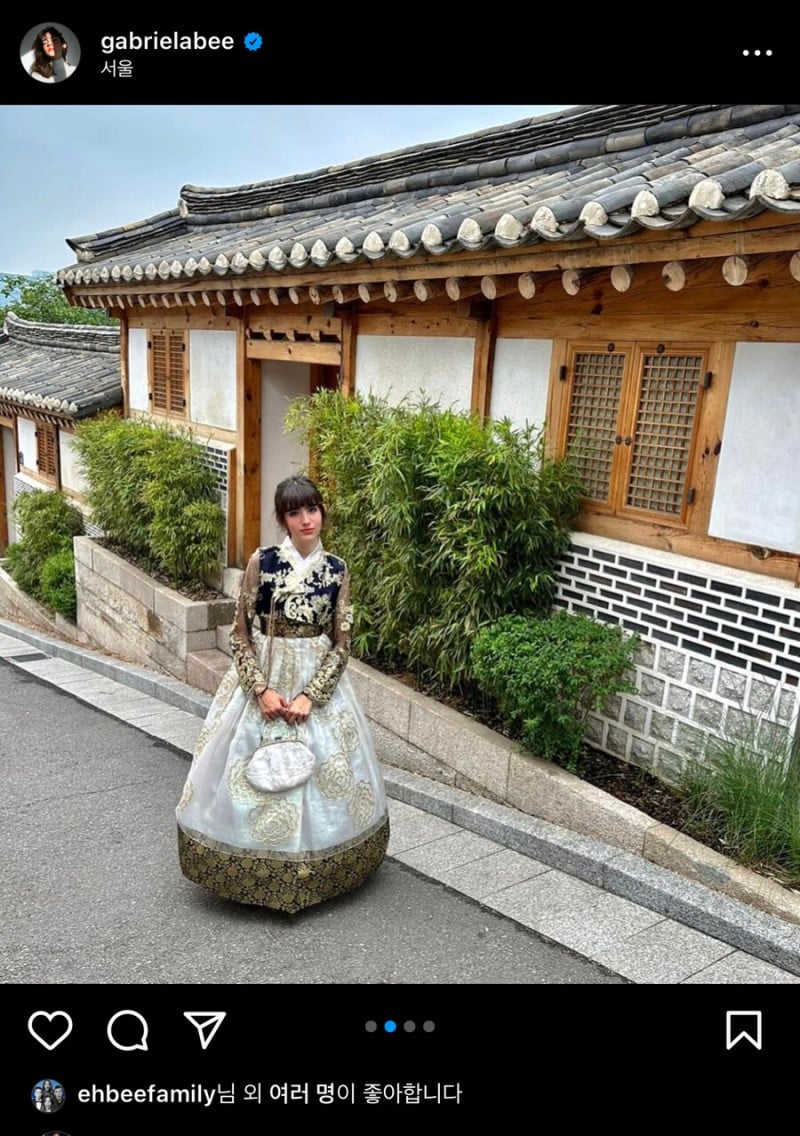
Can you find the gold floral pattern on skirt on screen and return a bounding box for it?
[177,815,389,914]
[348,781,376,831]
[192,665,240,757]
[227,753,267,807]
[249,798,301,843]
[333,709,360,755]
[177,778,194,811]
[316,751,356,799]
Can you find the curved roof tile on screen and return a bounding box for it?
[0,313,121,418]
[57,105,800,288]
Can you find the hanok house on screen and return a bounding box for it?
[0,312,121,549]
[55,103,800,779]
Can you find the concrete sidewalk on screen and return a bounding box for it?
[1,616,799,984]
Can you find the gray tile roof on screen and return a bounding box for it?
[56,104,800,288]
[0,312,121,418]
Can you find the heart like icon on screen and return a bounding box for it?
[28,1011,73,1051]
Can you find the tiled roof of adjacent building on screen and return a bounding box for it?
[0,312,121,417]
[56,104,800,287]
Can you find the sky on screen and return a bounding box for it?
[0,104,574,276]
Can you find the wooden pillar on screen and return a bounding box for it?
[119,311,130,418]
[236,322,262,567]
[340,314,357,398]
[0,425,7,551]
[470,311,496,420]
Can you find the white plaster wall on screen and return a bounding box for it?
[189,330,237,431]
[709,343,800,553]
[59,432,88,496]
[260,361,309,546]
[490,339,552,430]
[355,336,473,409]
[17,418,37,471]
[128,328,149,413]
[2,426,16,543]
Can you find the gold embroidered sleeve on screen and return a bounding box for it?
[303,567,353,704]
[229,550,268,695]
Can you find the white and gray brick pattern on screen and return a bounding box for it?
[554,533,800,780]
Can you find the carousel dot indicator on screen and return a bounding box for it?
[384,1020,397,1033]
[364,1021,378,1033]
[423,1020,436,1033]
[404,1020,416,1033]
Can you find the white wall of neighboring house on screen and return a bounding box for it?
[709,342,800,553]
[260,360,309,547]
[128,328,149,413]
[16,418,37,472]
[59,430,88,496]
[2,426,16,543]
[490,338,552,431]
[189,330,237,431]
[355,335,474,410]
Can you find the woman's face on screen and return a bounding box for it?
[40,31,65,58]
[283,504,323,552]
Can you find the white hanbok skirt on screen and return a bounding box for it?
[176,628,389,912]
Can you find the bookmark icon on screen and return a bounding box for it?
[184,1011,227,1050]
[725,1010,762,1050]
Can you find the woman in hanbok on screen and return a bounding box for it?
[176,475,389,913]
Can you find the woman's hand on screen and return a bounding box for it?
[255,688,289,721]
[283,693,312,726]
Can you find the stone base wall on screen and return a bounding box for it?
[74,537,235,682]
[554,533,800,782]
[0,562,86,643]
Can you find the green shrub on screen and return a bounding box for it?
[40,546,78,619]
[471,611,638,762]
[148,498,225,583]
[680,703,800,882]
[71,414,159,559]
[73,415,225,584]
[285,390,583,690]
[6,490,84,603]
[4,540,41,597]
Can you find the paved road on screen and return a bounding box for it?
[1,622,799,985]
[0,664,623,984]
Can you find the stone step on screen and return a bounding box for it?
[186,648,232,695]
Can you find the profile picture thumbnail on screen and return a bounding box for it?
[31,1078,65,1113]
[20,24,81,83]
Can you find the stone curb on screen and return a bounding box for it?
[0,617,211,718]
[385,767,800,976]
[349,658,800,930]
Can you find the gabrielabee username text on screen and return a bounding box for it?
[100,32,235,53]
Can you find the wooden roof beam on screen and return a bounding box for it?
[518,272,538,299]
[332,284,361,304]
[413,279,447,302]
[610,265,635,292]
[445,277,483,302]
[309,285,335,305]
[384,281,416,303]
[480,276,519,301]
[561,268,604,296]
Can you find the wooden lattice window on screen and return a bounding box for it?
[149,329,187,416]
[565,351,626,502]
[561,343,707,523]
[36,422,58,482]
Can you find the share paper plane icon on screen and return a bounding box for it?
[184,1011,227,1050]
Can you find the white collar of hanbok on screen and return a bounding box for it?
[279,534,324,581]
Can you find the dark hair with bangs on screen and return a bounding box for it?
[274,475,326,526]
